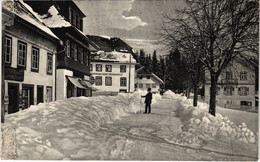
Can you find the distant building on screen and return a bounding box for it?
[2,1,60,113]
[25,0,99,100]
[135,66,164,93]
[204,61,255,109]
[90,51,136,95]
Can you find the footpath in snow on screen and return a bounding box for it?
[1,90,258,160]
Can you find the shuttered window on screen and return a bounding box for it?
[238,87,249,96]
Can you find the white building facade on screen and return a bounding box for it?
[3,1,59,113]
[204,62,256,109]
[90,52,136,95]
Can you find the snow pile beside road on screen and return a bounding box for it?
[164,90,257,146]
[2,91,161,159]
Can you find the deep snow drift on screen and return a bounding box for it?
[1,90,161,159]
[163,91,257,146]
[1,90,258,160]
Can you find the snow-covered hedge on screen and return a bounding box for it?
[164,90,257,145]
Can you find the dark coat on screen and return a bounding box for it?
[142,92,152,104]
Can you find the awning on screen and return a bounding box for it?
[80,80,98,91]
[67,76,86,89]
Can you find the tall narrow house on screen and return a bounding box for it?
[25,0,99,100]
[2,0,60,114]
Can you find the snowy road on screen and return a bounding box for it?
[84,99,258,160]
[1,91,258,160]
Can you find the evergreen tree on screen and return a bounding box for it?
[145,54,152,71]
[139,49,146,66]
[152,50,160,74]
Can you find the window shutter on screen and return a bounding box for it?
[232,87,234,95]
[238,88,241,95]
[247,87,249,95]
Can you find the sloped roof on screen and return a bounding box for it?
[87,35,133,53]
[13,0,60,41]
[92,50,136,63]
[136,66,164,84]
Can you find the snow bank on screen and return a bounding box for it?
[2,91,161,159]
[163,90,257,146]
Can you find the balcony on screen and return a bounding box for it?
[221,79,238,85]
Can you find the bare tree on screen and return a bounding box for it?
[160,0,258,116]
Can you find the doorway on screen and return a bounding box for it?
[22,84,34,109]
[8,83,19,114]
[37,85,44,104]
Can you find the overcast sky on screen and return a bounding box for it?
[75,0,186,55]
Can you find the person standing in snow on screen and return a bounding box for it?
[141,88,153,114]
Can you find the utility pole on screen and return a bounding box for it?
[128,53,131,93]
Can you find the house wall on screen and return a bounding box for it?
[135,76,161,93]
[56,69,73,100]
[90,62,135,94]
[204,62,256,109]
[4,23,57,113]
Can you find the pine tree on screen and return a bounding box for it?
[139,49,146,66]
[152,50,159,74]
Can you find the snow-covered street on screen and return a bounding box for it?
[1,91,258,160]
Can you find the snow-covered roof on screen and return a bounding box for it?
[136,66,164,84]
[92,50,136,63]
[38,5,71,28]
[15,0,60,40]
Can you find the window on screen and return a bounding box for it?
[224,86,234,96]
[4,36,12,64]
[18,41,27,67]
[46,87,52,102]
[76,14,79,28]
[47,53,53,74]
[226,71,233,79]
[66,40,70,57]
[120,65,126,73]
[105,77,112,86]
[83,49,89,66]
[106,65,112,72]
[70,41,74,58]
[238,87,249,96]
[120,77,127,87]
[90,64,93,71]
[217,87,220,95]
[147,76,150,79]
[70,9,74,25]
[139,76,143,79]
[152,84,156,88]
[31,47,39,71]
[240,71,247,80]
[95,76,102,86]
[146,84,150,88]
[74,44,78,60]
[96,64,102,72]
[139,83,143,88]
[78,47,83,63]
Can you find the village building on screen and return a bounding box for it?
[24,0,99,100]
[2,1,61,114]
[204,61,256,110]
[90,51,136,95]
[135,66,164,93]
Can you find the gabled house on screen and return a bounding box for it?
[24,0,99,100]
[2,0,60,113]
[135,66,164,93]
